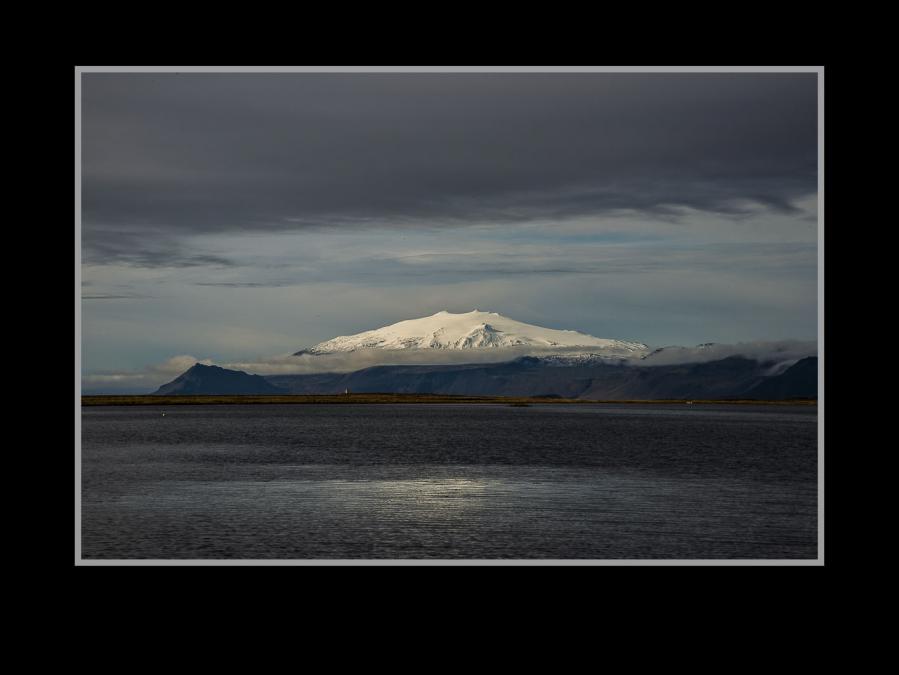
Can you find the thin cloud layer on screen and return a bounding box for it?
[82,355,214,393]
[640,340,817,366]
[226,340,818,375]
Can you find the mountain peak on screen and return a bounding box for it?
[154,363,283,395]
[187,362,218,371]
[295,311,648,356]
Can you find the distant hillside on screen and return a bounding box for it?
[153,363,285,395]
[267,356,819,400]
[154,356,818,400]
[744,357,817,399]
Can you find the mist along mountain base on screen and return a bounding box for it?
[148,356,817,400]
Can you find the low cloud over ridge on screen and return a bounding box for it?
[82,341,818,394]
[640,340,817,366]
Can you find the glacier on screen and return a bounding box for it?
[295,310,649,358]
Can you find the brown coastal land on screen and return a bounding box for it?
[81,394,817,406]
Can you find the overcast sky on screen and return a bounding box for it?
[80,71,818,390]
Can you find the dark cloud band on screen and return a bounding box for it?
[82,72,817,265]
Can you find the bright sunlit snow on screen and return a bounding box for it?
[297,310,649,357]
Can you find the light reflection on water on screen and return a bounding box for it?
[81,404,817,559]
[85,472,816,559]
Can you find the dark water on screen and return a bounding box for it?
[81,404,818,559]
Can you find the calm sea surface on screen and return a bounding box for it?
[81,403,818,560]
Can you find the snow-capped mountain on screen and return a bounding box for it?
[295,310,649,357]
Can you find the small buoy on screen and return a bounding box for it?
[162,412,166,417]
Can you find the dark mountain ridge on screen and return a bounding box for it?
[153,363,285,395]
[153,356,818,400]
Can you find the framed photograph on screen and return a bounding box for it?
[77,66,822,565]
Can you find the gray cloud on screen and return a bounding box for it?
[365,241,817,280]
[641,340,817,366]
[80,72,819,381]
[223,347,594,375]
[81,355,214,394]
[82,73,817,264]
[82,226,237,268]
[226,340,817,376]
[194,281,288,288]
